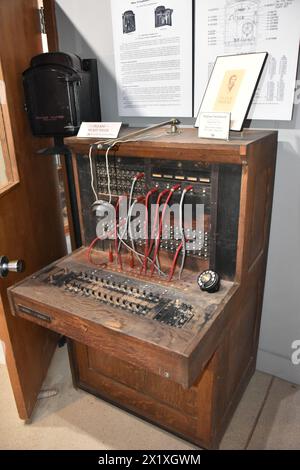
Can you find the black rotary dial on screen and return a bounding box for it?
[197,270,220,293]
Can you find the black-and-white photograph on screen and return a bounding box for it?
[122,10,136,34]
[155,5,173,28]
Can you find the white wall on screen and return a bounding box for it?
[55,0,300,385]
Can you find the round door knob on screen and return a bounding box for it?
[0,256,25,278]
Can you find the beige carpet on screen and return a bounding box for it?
[0,346,299,450]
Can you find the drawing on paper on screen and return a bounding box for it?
[214,69,246,112]
[155,6,174,28]
[225,0,259,49]
[122,10,136,34]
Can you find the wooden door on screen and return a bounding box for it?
[0,0,66,420]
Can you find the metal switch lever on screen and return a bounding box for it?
[0,256,25,278]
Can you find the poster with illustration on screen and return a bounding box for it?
[111,0,193,117]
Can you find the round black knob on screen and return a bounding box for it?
[197,270,220,294]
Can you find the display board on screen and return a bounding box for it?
[111,0,193,117]
[194,0,300,121]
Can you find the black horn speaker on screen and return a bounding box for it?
[23,52,101,138]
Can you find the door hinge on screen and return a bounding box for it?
[39,7,46,35]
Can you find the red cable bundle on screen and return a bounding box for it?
[149,184,181,277]
[168,242,183,281]
[88,196,127,267]
[167,185,193,281]
[87,230,116,266]
[140,188,158,274]
[142,188,170,275]
[115,195,127,270]
[87,237,105,266]
[117,194,146,269]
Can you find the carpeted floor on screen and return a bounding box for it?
[0,345,299,450]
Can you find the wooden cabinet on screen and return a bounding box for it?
[9,129,277,448]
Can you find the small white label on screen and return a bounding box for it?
[198,112,230,140]
[77,122,122,139]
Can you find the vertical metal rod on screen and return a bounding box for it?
[63,149,82,249]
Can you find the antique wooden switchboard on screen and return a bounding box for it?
[8,128,277,448]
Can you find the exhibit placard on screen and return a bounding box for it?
[111,0,193,117]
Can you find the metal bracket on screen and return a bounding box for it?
[36,138,83,249]
[167,118,182,135]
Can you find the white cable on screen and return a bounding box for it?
[89,139,120,205]
[116,193,165,276]
[89,132,167,205]
[118,234,166,277]
[89,141,114,204]
[105,143,115,204]
[89,144,100,203]
[115,205,166,276]
[116,198,141,262]
[118,178,137,251]
[178,189,188,280]
[88,128,173,277]
[128,199,139,257]
[123,194,165,276]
